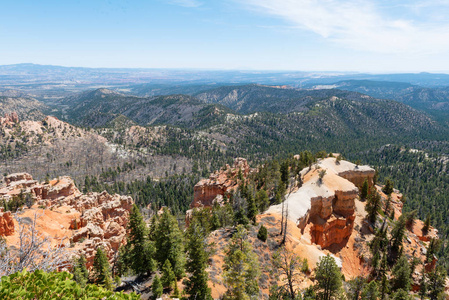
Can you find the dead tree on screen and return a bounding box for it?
[0,212,69,277]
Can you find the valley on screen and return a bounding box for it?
[0,64,449,299]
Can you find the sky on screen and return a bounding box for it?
[1,0,449,72]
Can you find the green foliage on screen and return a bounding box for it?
[390,216,407,255]
[71,255,89,287]
[154,208,186,279]
[360,281,379,300]
[422,214,431,235]
[91,247,112,290]
[246,191,258,224]
[151,275,163,299]
[346,276,365,300]
[0,270,139,300]
[184,218,213,300]
[280,161,289,186]
[365,189,381,223]
[382,178,394,195]
[257,225,268,242]
[391,289,412,300]
[161,259,176,289]
[360,178,369,200]
[255,189,270,212]
[122,204,156,276]
[223,225,260,300]
[391,256,411,293]
[314,254,342,300]
[427,265,446,300]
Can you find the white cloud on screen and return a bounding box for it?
[168,0,202,8]
[241,0,449,54]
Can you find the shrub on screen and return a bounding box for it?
[257,225,268,242]
[0,270,140,300]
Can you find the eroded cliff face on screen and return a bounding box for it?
[191,157,252,209]
[0,211,14,236]
[267,157,375,249]
[0,172,133,268]
[307,159,374,248]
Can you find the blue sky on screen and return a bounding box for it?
[1,0,449,72]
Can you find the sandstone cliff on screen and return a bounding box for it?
[0,172,133,268]
[191,157,252,209]
[267,157,374,249]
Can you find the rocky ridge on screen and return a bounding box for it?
[0,172,133,268]
[192,157,439,299]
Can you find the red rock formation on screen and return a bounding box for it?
[310,214,355,248]
[0,211,14,236]
[191,158,252,209]
[0,173,133,268]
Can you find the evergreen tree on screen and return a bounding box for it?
[246,191,258,224]
[161,259,176,290]
[257,225,268,242]
[256,189,270,213]
[390,216,407,255]
[346,276,365,300]
[382,178,394,195]
[124,204,156,276]
[223,225,260,300]
[422,214,431,235]
[314,254,342,300]
[392,289,412,300]
[360,178,369,200]
[148,213,159,241]
[154,208,186,279]
[152,275,163,299]
[91,247,112,290]
[427,265,446,300]
[366,189,381,223]
[71,255,89,287]
[391,255,411,293]
[184,218,213,300]
[361,281,379,300]
[280,161,289,186]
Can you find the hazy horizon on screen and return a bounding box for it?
[2,1,449,72]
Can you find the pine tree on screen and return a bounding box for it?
[366,189,381,223]
[72,255,89,287]
[223,225,260,300]
[124,204,156,276]
[361,280,379,300]
[257,225,268,242]
[422,214,431,235]
[391,255,411,293]
[346,276,365,300]
[161,259,176,290]
[152,275,163,299]
[427,265,446,300]
[246,191,258,224]
[91,247,112,290]
[184,218,212,300]
[382,178,394,195]
[360,178,369,200]
[314,254,342,300]
[255,189,269,213]
[390,216,406,255]
[154,208,186,279]
[280,161,289,186]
